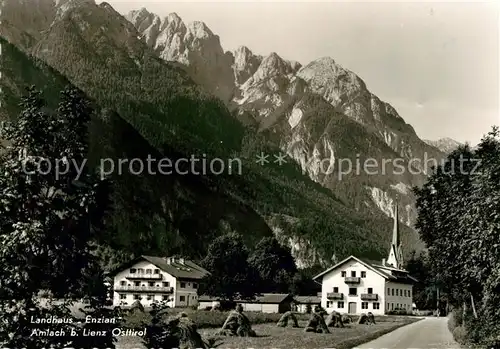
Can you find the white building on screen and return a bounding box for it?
[313,204,417,315]
[198,293,294,313]
[293,295,322,313]
[110,256,209,308]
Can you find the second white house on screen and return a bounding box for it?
[313,204,417,315]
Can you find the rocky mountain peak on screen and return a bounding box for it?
[424,137,463,154]
[233,45,262,85]
[296,56,369,122]
[297,56,366,91]
[126,9,234,102]
[126,7,154,30]
[252,51,295,81]
[187,20,214,39]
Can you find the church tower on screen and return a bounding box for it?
[386,202,404,269]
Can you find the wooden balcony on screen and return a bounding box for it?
[125,273,163,280]
[326,292,343,300]
[360,293,378,301]
[344,277,361,284]
[114,285,173,293]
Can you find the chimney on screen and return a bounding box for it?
[179,258,185,264]
[165,257,171,265]
[382,258,386,266]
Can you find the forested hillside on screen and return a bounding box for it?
[0,0,424,270]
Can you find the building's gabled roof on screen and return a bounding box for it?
[109,255,210,280]
[294,296,321,304]
[313,255,390,281]
[313,255,416,284]
[198,293,293,304]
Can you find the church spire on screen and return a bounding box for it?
[392,201,400,247]
[386,200,403,269]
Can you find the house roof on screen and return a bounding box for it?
[294,296,321,304]
[109,255,210,280]
[313,255,416,284]
[198,293,293,304]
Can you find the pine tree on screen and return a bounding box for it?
[0,86,115,348]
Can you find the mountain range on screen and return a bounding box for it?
[0,0,452,269]
[424,138,463,154]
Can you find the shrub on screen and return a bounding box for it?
[447,308,462,333]
[452,326,467,344]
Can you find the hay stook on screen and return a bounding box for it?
[304,311,330,333]
[325,311,344,328]
[357,312,376,325]
[276,311,299,328]
[216,304,256,337]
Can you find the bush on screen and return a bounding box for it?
[447,308,462,333]
[452,326,467,344]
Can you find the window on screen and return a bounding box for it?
[119,294,126,299]
[361,302,368,309]
[408,290,411,297]
[154,269,160,274]
[162,295,169,301]
[391,303,394,310]
[351,271,356,277]
[396,289,399,296]
[134,281,140,286]
[387,303,390,310]
[193,283,198,289]
[148,282,155,287]
[387,287,390,294]
[333,287,339,293]
[146,269,152,274]
[391,288,395,296]
[361,271,366,278]
[367,288,373,294]
[404,290,407,297]
[146,295,153,300]
[130,268,137,274]
[120,281,126,286]
[326,301,333,308]
[349,288,357,296]
[162,282,169,287]
[373,302,380,309]
[138,268,144,274]
[337,301,344,308]
[341,271,346,277]
[180,296,186,302]
[180,282,186,288]
[134,294,140,300]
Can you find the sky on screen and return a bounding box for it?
[98,0,499,146]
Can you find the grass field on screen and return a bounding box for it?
[116,314,420,349]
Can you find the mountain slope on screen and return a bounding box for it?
[0,0,425,267]
[0,36,275,259]
[127,8,446,229]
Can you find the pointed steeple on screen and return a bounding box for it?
[386,200,403,269]
[392,201,400,247]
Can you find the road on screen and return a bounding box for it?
[355,317,460,349]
